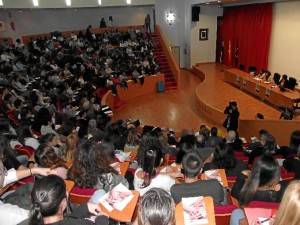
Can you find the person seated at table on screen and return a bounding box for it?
[203,143,248,177]
[134,148,177,196]
[133,188,175,225]
[259,70,271,82]
[170,152,224,205]
[231,154,289,207]
[28,175,109,225]
[279,74,289,88]
[68,140,128,192]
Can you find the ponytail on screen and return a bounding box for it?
[30,175,66,225]
[142,149,162,188]
[29,201,44,225]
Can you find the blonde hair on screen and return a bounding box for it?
[65,133,79,162]
[274,180,300,225]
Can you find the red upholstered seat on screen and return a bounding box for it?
[248,201,279,209]
[69,186,97,204]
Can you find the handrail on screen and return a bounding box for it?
[155,25,180,89]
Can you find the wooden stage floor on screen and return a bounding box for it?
[113,63,298,135]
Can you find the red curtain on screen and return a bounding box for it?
[221,3,272,72]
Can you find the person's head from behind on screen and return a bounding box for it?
[40,133,58,147]
[182,152,203,178]
[176,142,194,164]
[258,129,268,139]
[138,188,175,225]
[210,127,218,137]
[35,144,65,169]
[290,130,300,152]
[14,99,23,109]
[240,154,280,206]
[142,148,163,188]
[200,127,209,141]
[226,130,236,143]
[213,142,236,169]
[274,180,300,225]
[0,135,15,159]
[261,133,276,153]
[17,121,33,144]
[68,139,116,188]
[30,175,67,225]
[0,118,10,133]
[65,133,79,161]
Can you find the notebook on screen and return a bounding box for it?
[244,208,277,225]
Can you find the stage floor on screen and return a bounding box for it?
[113,63,298,134]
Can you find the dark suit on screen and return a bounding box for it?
[223,107,240,131]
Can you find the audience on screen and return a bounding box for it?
[0,24,298,225]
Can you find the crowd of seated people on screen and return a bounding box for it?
[0,110,299,224]
[0,25,162,131]
[1,27,300,225]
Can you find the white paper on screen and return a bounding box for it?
[182,196,208,225]
[99,183,134,212]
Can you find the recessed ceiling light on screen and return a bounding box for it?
[0,0,3,6]
[98,0,102,5]
[66,0,71,6]
[127,0,131,4]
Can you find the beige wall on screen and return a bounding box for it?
[269,1,300,81]
[190,6,222,66]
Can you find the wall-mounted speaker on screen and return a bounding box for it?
[192,6,200,22]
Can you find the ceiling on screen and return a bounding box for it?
[200,0,297,6]
[0,0,296,9]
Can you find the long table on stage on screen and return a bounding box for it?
[224,69,300,108]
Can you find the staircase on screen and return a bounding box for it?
[151,33,178,91]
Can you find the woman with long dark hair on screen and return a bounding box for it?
[232,154,288,206]
[203,142,248,177]
[29,175,108,225]
[68,140,128,192]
